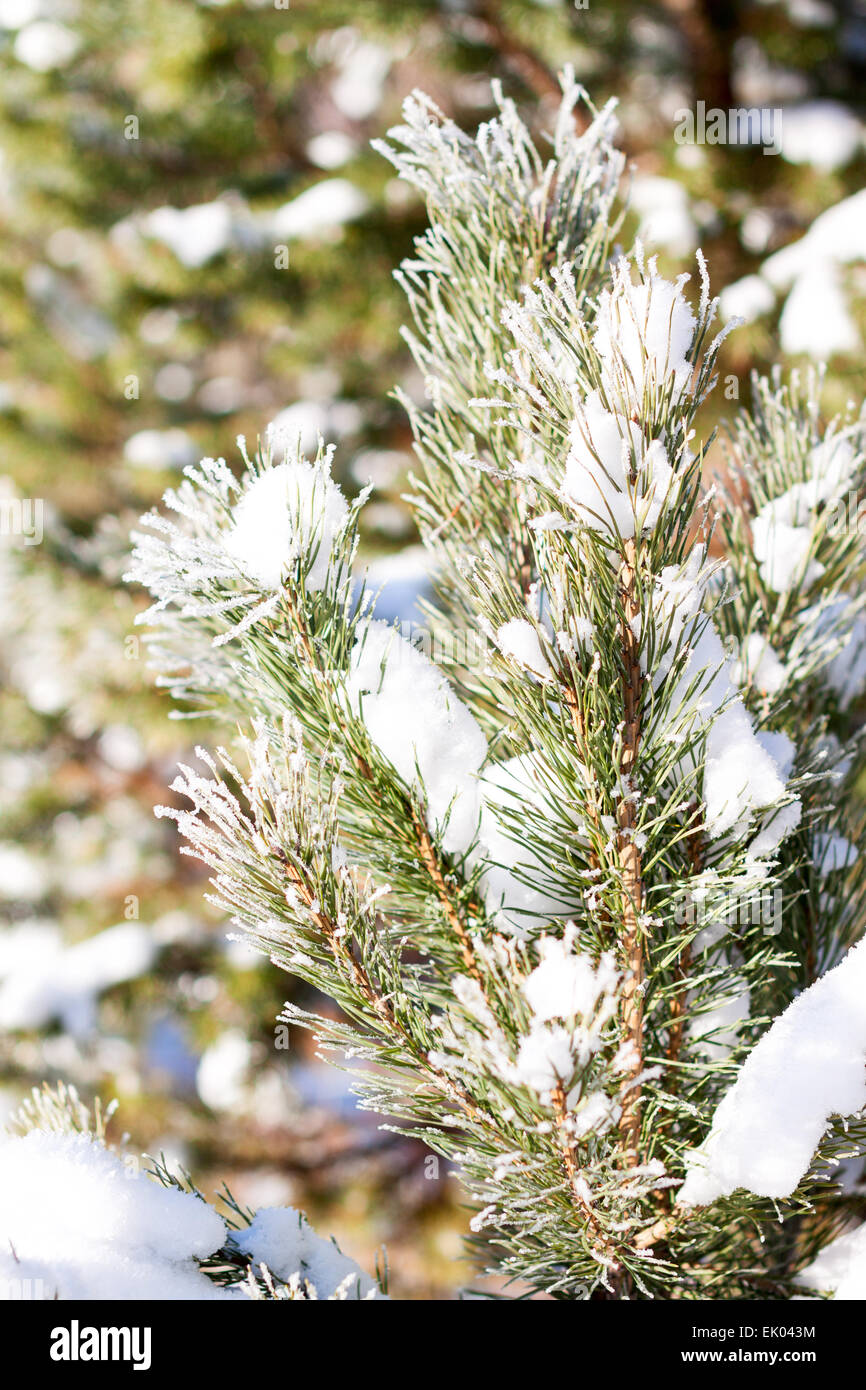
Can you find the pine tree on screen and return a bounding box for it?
[3,8,864,1281]
[120,75,866,1300]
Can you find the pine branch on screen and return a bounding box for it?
[126,80,866,1301]
[615,538,647,1163]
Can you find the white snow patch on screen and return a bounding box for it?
[330,40,390,121]
[0,922,156,1035]
[495,618,551,678]
[123,428,198,472]
[562,395,678,537]
[732,633,786,694]
[630,175,698,257]
[718,274,775,325]
[225,459,349,592]
[144,201,236,269]
[512,1023,577,1092]
[680,935,866,1204]
[0,1131,228,1300]
[13,19,78,70]
[594,265,696,406]
[799,599,866,708]
[345,620,486,857]
[652,555,799,850]
[797,1221,866,1300]
[268,180,368,242]
[197,1029,255,1113]
[778,101,862,173]
[523,928,618,1023]
[751,436,859,590]
[687,951,751,1060]
[0,0,41,30]
[235,1207,384,1298]
[473,755,581,934]
[0,843,46,900]
[779,261,858,359]
[305,131,358,170]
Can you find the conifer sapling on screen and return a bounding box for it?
[127,75,866,1300]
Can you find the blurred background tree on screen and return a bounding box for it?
[0,0,864,1297]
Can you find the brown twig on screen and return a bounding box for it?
[283,852,623,1262]
[414,816,481,982]
[286,603,482,982]
[665,941,691,1082]
[552,1084,589,1211]
[615,539,646,1164]
[633,1206,684,1251]
[281,857,488,1126]
[552,1082,623,1271]
[284,860,394,1029]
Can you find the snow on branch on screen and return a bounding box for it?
[0,1090,384,1301]
[680,935,866,1205]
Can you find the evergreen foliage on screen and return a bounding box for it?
[128,77,866,1298]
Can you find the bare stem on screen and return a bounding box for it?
[287,602,481,983]
[552,1081,623,1271]
[414,816,482,982]
[615,539,646,1164]
[282,857,487,1126]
